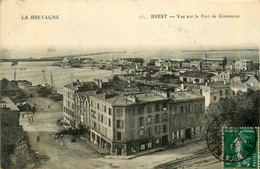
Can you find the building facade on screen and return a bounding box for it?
[179,71,213,84]
[168,91,205,143]
[63,81,98,127]
[85,90,206,156]
[235,59,253,71]
[199,82,235,107]
[0,97,27,169]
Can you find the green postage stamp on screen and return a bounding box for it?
[223,127,259,169]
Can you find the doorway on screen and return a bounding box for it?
[185,128,191,139]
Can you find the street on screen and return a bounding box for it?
[20,96,221,169]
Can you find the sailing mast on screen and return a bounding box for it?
[14,67,16,80]
[50,71,55,88]
[42,69,48,86]
[50,71,58,92]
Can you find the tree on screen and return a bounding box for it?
[206,89,259,127]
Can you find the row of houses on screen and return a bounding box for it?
[151,57,254,72]
[63,80,205,156]
[150,56,227,71]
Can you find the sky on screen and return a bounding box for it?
[1,0,259,51]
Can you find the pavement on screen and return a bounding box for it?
[19,94,221,169]
[20,96,110,169]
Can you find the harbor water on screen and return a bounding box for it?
[0,61,118,94]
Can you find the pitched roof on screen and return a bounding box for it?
[180,71,213,78]
[0,78,21,92]
[246,76,260,90]
[64,81,98,91]
[207,81,229,88]
[91,92,169,106]
[1,127,26,145]
[0,97,20,111]
[170,90,204,102]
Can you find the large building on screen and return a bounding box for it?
[0,78,22,97]
[89,92,171,155]
[199,81,235,107]
[168,91,205,143]
[0,97,27,169]
[235,59,253,71]
[84,90,205,156]
[63,80,98,127]
[189,57,227,71]
[179,71,214,84]
[201,57,227,70]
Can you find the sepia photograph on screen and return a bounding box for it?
[0,1,259,169]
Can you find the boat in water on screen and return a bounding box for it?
[47,46,56,52]
[11,61,18,66]
[41,69,50,87]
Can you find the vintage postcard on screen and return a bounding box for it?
[0,1,259,169]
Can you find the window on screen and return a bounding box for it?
[139,129,145,136]
[195,79,200,82]
[188,105,191,113]
[98,113,100,121]
[116,109,122,117]
[146,116,152,124]
[163,103,167,110]
[162,113,167,122]
[214,96,217,101]
[101,115,103,123]
[155,114,160,123]
[109,118,111,127]
[91,110,96,119]
[220,90,223,96]
[141,144,145,150]
[138,107,144,114]
[94,122,97,130]
[117,120,124,128]
[139,117,145,127]
[130,131,134,139]
[117,132,121,141]
[104,106,106,113]
[226,89,229,95]
[155,126,160,134]
[162,124,167,133]
[131,108,135,116]
[156,104,160,111]
[148,142,152,148]
[180,106,184,113]
[97,103,100,110]
[91,100,93,107]
[130,118,135,128]
[155,138,160,144]
[108,108,112,115]
[147,127,152,136]
[174,107,178,114]
[147,106,151,113]
[194,104,197,111]
[68,101,70,107]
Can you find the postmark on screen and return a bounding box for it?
[206,113,258,166]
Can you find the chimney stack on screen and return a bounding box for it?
[181,83,184,90]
